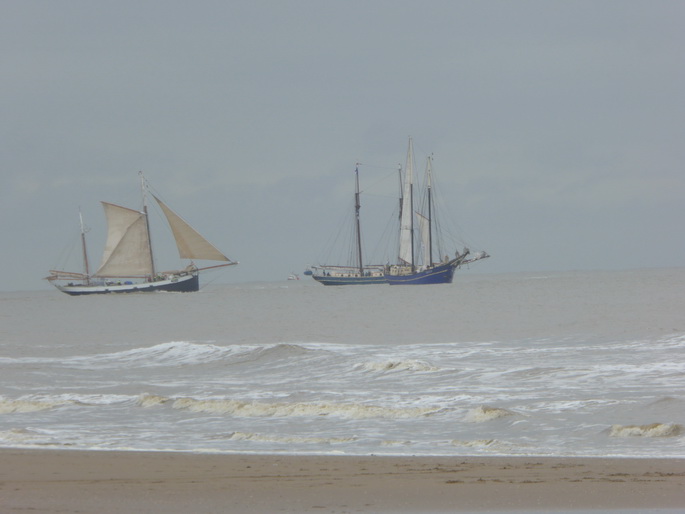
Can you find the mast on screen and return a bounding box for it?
[354,165,364,275]
[409,161,415,269]
[139,171,156,279]
[78,208,90,284]
[398,137,415,269]
[426,156,433,266]
[408,142,415,271]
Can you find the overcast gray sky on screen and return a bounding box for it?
[2,0,683,291]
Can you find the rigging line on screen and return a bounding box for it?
[361,191,397,200]
[54,230,82,270]
[315,196,357,264]
[355,162,401,171]
[199,269,224,291]
[359,168,399,196]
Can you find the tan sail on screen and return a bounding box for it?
[153,196,231,262]
[95,202,153,277]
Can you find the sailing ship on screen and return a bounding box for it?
[311,166,387,285]
[47,172,237,295]
[385,137,489,285]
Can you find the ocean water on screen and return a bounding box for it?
[1,268,684,457]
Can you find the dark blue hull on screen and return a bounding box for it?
[58,274,199,295]
[312,274,387,286]
[386,262,456,285]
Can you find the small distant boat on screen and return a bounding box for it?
[386,137,489,285]
[46,172,237,295]
[311,166,387,285]
[287,273,300,280]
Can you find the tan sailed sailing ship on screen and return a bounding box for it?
[47,172,236,295]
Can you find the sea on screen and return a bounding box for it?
[1,267,684,459]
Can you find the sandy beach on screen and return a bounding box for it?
[0,450,683,513]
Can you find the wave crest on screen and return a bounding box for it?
[358,359,438,373]
[450,439,516,452]
[0,397,70,413]
[137,393,171,407]
[609,423,681,437]
[228,431,355,445]
[173,397,437,419]
[0,428,36,442]
[465,405,515,422]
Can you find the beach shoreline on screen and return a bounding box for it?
[1,449,683,513]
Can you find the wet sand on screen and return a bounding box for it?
[1,450,683,513]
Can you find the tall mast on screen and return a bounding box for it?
[139,171,156,279]
[354,165,363,275]
[426,155,433,266]
[409,161,415,269]
[400,137,415,269]
[78,208,90,284]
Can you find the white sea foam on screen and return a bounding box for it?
[0,341,232,371]
[31,342,230,369]
[76,341,233,368]
[228,431,356,445]
[531,398,622,414]
[0,428,45,444]
[451,439,516,452]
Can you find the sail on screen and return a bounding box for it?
[398,138,415,265]
[95,202,153,277]
[153,195,231,262]
[416,212,430,268]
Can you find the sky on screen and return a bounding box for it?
[2,0,683,291]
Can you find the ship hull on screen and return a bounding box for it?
[386,262,456,285]
[55,273,199,296]
[312,274,387,286]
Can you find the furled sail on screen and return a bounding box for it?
[416,212,430,268]
[95,202,153,277]
[398,138,415,265]
[153,196,231,262]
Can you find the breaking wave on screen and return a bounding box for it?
[0,428,51,445]
[358,359,438,373]
[137,393,171,407]
[451,439,517,452]
[609,423,682,437]
[74,341,233,368]
[227,431,355,445]
[1,341,234,370]
[243,343,313,360]
[464,405,515,422]
[381,440,412,447]
[172,397,439,419]
[0,397,72,413]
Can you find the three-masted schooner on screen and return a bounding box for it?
[47,172,237,295]
[386,137,489,284]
